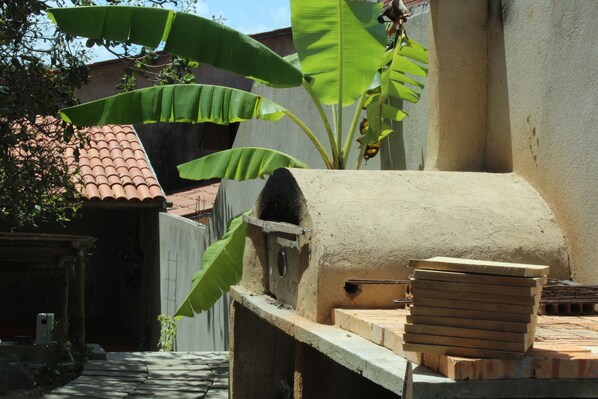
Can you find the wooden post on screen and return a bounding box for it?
[59,255,69,345]
[73,245,86,353]
[293,341,305,399]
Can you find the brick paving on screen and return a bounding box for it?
[45,352,228,399]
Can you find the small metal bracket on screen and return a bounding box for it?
[243,215,310,249]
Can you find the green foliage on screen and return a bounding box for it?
[48,6,303,88]
[59,84,287,126]
[0,1,90,230]
[290,0,386,106]
[175,211,250,318]
[0,0,199,230]
[50,1,428,316]
[178,147,309,181]
[157,314,177,351]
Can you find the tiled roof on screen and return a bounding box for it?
[65,125,165,203]
[166,183,220,218]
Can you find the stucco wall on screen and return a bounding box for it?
[159,213,229,350]
[486,0,598,283]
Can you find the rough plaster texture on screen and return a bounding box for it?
[485,0,598,284]
[159,213,228,350]
[243,168,569,323]
[425,0,488,172]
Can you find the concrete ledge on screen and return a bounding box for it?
[230,286,408,396]
[231,286,598,398]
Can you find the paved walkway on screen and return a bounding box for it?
[45,352,229,398]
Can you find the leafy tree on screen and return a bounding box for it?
[48,0,427,317]
[0,0,89,229]
[0,0,198,230]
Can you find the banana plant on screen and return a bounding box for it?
[48,0,427,318]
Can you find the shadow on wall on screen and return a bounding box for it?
[486,0,513,172]
[200,184,238,349]
[381,104,408,171]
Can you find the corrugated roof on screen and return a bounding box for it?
[65,125,165,203]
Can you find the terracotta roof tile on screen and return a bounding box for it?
[79,165,93,176]
[140,167,155,179]
[150,185,165,198]
[92,165,104,176]
[132,175,147,187]
[124,185,139,201]
[166,183,220,218]
[95,175,109,186]
[112,185,127,200]
[85,183,101,200]
[108,175,121,186]
[67,124,165,203]
[99,148,111,159]
[98,184,113,199]
[120,175,134,186]
[125,158,138,169]
[104,165,118,177]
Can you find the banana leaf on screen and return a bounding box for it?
[59,84,287,126]
[175,211,250,318]
[178,147,308,181]
[381,37,429,104]
[48,6,303,88]
[290,0,386,105]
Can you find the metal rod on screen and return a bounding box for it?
[345,279,412,285]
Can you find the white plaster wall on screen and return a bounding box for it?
[487,0,598,283]
[159,213,229,350]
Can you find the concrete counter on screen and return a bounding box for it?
[230,286,598,399]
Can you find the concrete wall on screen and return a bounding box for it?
[426,0,597,283]
[159,213,229,350]
[486,0,598,283]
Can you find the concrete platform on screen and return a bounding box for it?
[45,351,228,399]
[230,286,598,399]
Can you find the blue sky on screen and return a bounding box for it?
[88,0,292,62]
[194,0,291,35]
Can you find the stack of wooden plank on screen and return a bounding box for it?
[332,308,598,380]
[402,257,549,358]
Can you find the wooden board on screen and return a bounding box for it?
[411,287,537,306]
[409,305,535,323]
[334,307,598,380]
[402,343,524,359]
[410,278,539,297]
[409,257,549,277]
[332,309,406,346]
[412,297,537,315]
[413,269,547,287]
[403,332,530,352]
[406,315,531,333]
[404,323,529,344]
